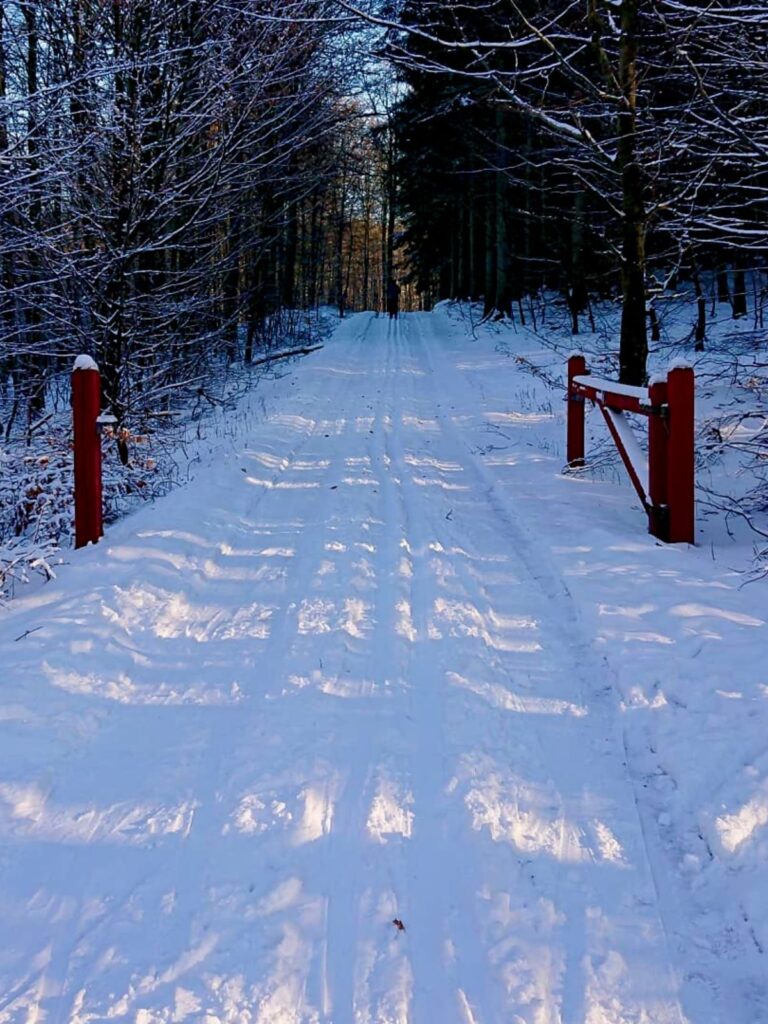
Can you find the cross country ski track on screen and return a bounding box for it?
[1,311,708,1022]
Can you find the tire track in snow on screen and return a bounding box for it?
[0,309,691,1024]
[34,316,382,1023]
[387,317,501,1024]
[409,312,687,1024]
[320,314,410,1023]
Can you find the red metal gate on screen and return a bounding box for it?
[567,354,695,544]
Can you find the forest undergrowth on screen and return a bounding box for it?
[0,309,336,603]
[449,281,768,579]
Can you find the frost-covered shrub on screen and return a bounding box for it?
[0,421,169,603]
[0,434,72,600]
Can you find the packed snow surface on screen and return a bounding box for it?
[2,311,767,1023]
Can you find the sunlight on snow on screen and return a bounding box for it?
[104,935,219,1018]
[293,779,338,845]
[101,584,274,642]
[225,794,293,836]
[670,603,765,627]
[404,454,462,472]
[592,820,627,865]
[246,450,291,471]
[401,414,439,434]
[366,778,415,843]
[270,413,316,433]
[453,755,630,869]
[0,782,195,846]
[137,528,210,544]
[288,671,380,699]
[484,410,552,425]
[432,598,542,653]
[246,476,321,490]
[620,685,669,712]
[482,453,521,468]
[428,540,507,564]
[598,603,657,619]
[43,661,242,706]
[716,786,768,853]
[395,599,417,643]
[611,631,675,646]
[107,544,193,570]
[476,887,565,1014]
[463,776,588,861]
[297,597,371,638]
[297,599,335,634]
[411,476,469,492]
[351,556,376,582]
[201,558,285,583]
[316,417,346,436]
[448,672,587,718]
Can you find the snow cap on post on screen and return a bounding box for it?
[668,357,692,372]
[73,354,99,372]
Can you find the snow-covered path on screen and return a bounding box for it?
[1,313,764,1023]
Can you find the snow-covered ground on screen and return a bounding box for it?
[1,309,767,1023]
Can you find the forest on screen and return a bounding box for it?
[1,0,766,595]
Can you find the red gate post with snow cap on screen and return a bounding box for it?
[667,363,695,543]
[567,353,587,467]
[72,355,103,549]
[566,356,695,544]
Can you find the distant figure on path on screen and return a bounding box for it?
[386,278,401,320]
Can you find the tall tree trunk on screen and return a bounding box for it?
[335,180,346,318]
[692,260,706,351]
[483,189,497,317]
[21,1,45,414]
[617,0,648,385]
[732,256,747,318]
[494,113,512,318]
[569,189,587,335]
[467,157,478,298]
[281,201,298,310]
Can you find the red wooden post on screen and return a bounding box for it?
[567,353,587,467]
[666,364,695,544]
[72,355,103,549]
[647,377,669,541]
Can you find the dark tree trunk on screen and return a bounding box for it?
[732,258,747,318]
[617,0,648,385]
[483,190,497,317]
[692,263,706,350]
[569,189,588,335]
[494,113,512,318]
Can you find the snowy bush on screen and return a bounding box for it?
[0,311,336,604]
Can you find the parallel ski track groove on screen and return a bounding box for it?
[411,312,687,1024]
